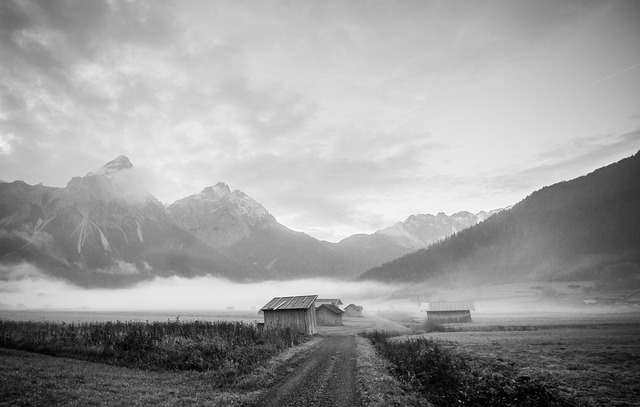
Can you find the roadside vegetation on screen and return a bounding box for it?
[362,330,582,407]
[0,319,305,386]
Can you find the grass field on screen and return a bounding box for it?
[395,312,640,407]
[1,309,638,406]
[0,315,312,406]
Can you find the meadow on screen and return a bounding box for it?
[0,317,305,385]
[1,308,639,406]
[377,311,640,407]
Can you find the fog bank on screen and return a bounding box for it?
[0,263,401,311]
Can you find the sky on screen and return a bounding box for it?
[1,0,639,243]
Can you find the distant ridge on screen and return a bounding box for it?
[359,151,640,287]
[330,209,504,272]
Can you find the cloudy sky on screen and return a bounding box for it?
[1,0,639,242]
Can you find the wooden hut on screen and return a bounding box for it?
[316,303,344,326]
[315,298,343,307]
[344,304,363,317]
[421,301,474,323]
[260,295,317,335]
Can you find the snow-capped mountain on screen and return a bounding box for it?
[331,209,504,271]
[0,154,507,286]
[0,156,252,287]
[167,182,282,248]
[167,183,359,279]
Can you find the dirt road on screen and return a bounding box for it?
[256,335,363,407]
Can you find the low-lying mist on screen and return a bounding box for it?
[0,263,402,311]
[2,263,633,318]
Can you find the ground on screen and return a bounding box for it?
[253,335,360,407]
[1,310,639,406]
[0,315,410,407]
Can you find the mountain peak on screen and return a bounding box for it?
[87,155,133,177]
[202,182,231,196]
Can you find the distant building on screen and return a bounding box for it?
[344,304,363,317]
[260,295,318,335]
[421,301,474,323]
[315,298,343,307]
[316,303,344,326]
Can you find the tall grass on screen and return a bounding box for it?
[0,319,304,386]
[362,331,582,407]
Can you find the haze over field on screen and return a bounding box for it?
[2,261,630,316]
[1,0,639,242]
[1,263,398,311]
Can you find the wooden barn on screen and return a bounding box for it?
[315,298,343,307]
[316,303,344,326]
[260,295,318,335]
[421,301,475,323]
[344,304,363,317]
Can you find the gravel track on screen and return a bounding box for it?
[257,335,363,407]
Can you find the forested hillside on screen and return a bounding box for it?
[360,151,640,284]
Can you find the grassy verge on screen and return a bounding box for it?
[362,330,583,407]
[355,335,432,406]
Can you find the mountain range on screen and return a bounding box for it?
[0,156,250,287]
[166,183,360,279]
[1,155,496,287]
[360,151,640,291]
[331,209,504,272]
[3,151,638,290]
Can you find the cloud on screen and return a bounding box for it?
[481,129,640,199]
[1,0,638,243]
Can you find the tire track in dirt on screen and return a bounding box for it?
[257,335,362,407]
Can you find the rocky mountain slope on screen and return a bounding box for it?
[0,155,511,286]
[167,184,360,279]
[360,151,640,289]
[332,210,504,271]
[0,156,254,287]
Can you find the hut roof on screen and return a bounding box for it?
[422,301,475,311]
[345,304,363,311]
[317,303,344,314]
[316,298,343,305]
[261,295,318,311]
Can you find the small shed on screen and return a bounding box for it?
[315,298,343,307]
[421,301,475,323]
[260,295,318,335]
[316,303,344,326]
[344,304,363,317]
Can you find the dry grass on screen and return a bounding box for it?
[399,316,640,407]
[354,335,432,407]
[0,336,323,406]
[0,347,250,406]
